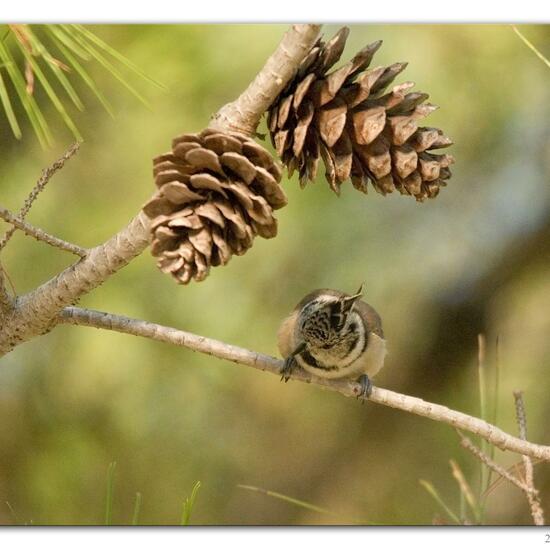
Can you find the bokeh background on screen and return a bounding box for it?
[0,24,549,525]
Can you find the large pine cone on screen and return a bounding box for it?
[143,129,287,284]
[267,27,454,201]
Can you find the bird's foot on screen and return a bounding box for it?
[355,374,373,401]
[280,356,297,383]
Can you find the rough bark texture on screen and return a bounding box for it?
[0,212,150,356]
[209,24,322,136]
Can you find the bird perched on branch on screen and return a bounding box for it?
[277,286,386,398]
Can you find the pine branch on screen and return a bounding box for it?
[59,306,550,464]
[0,205,87,257]
[0,24,322,357]
[209,24,321,136]
[0,142,80,251]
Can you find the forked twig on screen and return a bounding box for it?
[0,205,87,258]
[0,142,80,251]
[513,391,545,525]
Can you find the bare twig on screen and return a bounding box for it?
[0,205,87,257]
[0,264,13,313]
[459,431,537,495]
[514,391,545,525]
[58,306,550,463]
[0,212,150,356]
[209,24,322,136]
[0,142,80,251]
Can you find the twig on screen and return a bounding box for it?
[0,142,80,251]
[514,391,545,525]
[459,431,537,495]
[58,306,550,463]
[209,24,321,136]
[0,205,87,257]
[0,264,13,313]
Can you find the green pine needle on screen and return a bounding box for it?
[512,25,550,70]
[61,24,151,109]
[13,32,83,140]
[419,479,461,525]
[132,492,142,526]
[0,71,21,138]
[180,481,201,526]
[46,27,115,118]
[0,24,164,146]
[73,24,167,90]
[105,461,117,526]
[0,39,51,146]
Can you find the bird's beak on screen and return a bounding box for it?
[342,286,363,312]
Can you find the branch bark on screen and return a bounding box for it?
[0,205,88,257]
[209,24,321,136]
[59,306,550,464]
[0,24,321,358]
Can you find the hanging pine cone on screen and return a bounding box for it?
[143,129,287,284]
[267,27,454,201]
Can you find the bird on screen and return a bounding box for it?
[277,285,386,398]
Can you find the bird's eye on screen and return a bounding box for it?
[330,312,345,331]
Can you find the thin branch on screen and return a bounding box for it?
[0,263,13,313]
[514,391,545,525]
[459,432,537,495]
[0,205,87,257]
[0,212,150,356]
[0,142,80,252]
[58,306,550,463]
[209,24,321,136]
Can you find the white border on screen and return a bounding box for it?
[1,0,549,23]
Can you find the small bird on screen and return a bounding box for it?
[277,286,386,398]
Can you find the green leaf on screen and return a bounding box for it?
[13,34,83,141]
[72,24,166,90]
[0,70,22,138]
[45,26,114,118]
[132,492,142,526]
[61,24,151,109]
[105,461,116,526]
[180,481,201,526]
[0,39,51,147]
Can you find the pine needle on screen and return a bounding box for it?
[180,481,201,526]
[512,25,550,70]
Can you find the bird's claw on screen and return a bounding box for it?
[355,374,373,401]
[280,356,296,383]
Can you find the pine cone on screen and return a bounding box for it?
[143,129,287,284]
[267,27,454,201]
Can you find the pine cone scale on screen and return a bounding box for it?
[267,27,454,202]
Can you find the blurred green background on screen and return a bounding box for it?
[0,24,549,525]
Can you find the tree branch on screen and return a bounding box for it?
[0,142,80,252]
[0,212,150,356]
[458,432,538,495]
[0,24,320,357]
[0,205,88,257]
[209,24,322,136]
[514,391,545,525]
[59,306,550,464]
